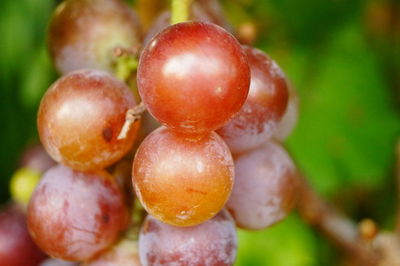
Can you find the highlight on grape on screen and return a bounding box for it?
[1,0,301,265]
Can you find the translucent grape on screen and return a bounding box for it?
[48,0,141,74]
[27,165,129,261]
[217,46,289,153]
[226,141,299,230]
[138,22,250,136]
[38,69,139,171]
[0,204,46,266]
[133,127,234,227]
[139,210,237,266]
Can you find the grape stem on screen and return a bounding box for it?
[113,46,140,82]
[171,0,192,24]
[117,102,146,140]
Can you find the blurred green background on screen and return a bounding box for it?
[0,0,399,265]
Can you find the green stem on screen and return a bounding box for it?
[114,54,138,82]
[171,0,192,24]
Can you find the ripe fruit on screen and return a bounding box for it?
[139,210,237,266]
[38,69,139,171]
[133,127,234,227]
[48,0,141,74]
[226,141,299,230]
[0,204,46,266]
[27,165,129,261]
[217,46,289,153]
[274,86,299,141]
[138,22,250,136]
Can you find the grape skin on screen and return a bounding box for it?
[48,0,141,74]
[40,258,78,266]
[85,238,140,266]
[38,69,139,171]
[133,127,234,227]
[27,165,129,261]
[226,141,299,230]
[139,210,237,266]
[217,46,289,154]
[138,22,250,136]
[273,86,299,141]
[0,204,46,266]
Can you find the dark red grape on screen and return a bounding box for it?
[138,22,250,136]
[133,127,234,227]
[27,165,129,261]
[217,46,289,153]
[139,210,237,266]
[38,69,140,171]
[48,0,141,74]
[0,204,46,266]
[226,141,299,230]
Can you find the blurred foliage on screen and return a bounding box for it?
[0,0,398,265]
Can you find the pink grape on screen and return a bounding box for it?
[139,210,237,266]
[226,141,299,230]
[217,46,289,153]
[27,165,129,261]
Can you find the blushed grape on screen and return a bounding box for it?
[217,46,289,153]
[274,86,299,141]
[139,210,237,266]
[0,204,46,266]
[133,127,234,227]
[226,141,299,230]
[27,165,129,261]
[138,22,250,136]
[48,0,141,74]
[38,69,139,171]
[19,144,56,173]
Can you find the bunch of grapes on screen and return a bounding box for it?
[0,0,301,265]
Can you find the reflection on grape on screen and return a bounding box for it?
[139,210,237,266]
[27,165,129,261]
[227,141,299,230]
[133,127,234,226]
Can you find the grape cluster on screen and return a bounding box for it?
[1,0,300,265]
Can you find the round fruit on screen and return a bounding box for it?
[226,141,299,230]
[133,127,234,226]
[139,210,237,266]
[38,69,139,171]
[217,46,289,153]
[27,165,129,261]
[48,0,141,74]
[138,22,250,136]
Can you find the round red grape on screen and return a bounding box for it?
[38,69,140,171]
[139,210,237,266]
[133,127,234,227]
[27,165,129,261]
[0,204,46,266]
[226,141,299,230]
[217,46,289,153]
[48,0,141,74]
[137,22,250,136]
